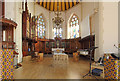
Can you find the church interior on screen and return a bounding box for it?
[0,0,120,80]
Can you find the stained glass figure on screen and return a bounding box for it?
[37,15,46,38]
[53,27,62,38]
[70,14,79,38]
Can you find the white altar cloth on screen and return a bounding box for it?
[52,48,65,54]
[52,48,64,51]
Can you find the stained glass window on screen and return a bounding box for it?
[37,15,46,38]
[69,14,79,38]
[53,24,62,38]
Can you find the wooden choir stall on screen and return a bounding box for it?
[22,2,37,57]
[34,35,95,59]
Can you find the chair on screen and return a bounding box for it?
[73,52,79,62]
[38,53,44,61]
[31,52,39,61]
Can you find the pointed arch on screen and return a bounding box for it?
[68,14,80,38]
[37,13,46,38]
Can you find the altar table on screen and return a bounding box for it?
[53,53,68,61]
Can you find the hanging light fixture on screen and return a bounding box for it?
[52,11,64,27]
[52,5,64,38]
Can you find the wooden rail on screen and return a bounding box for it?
[2,41,15,49]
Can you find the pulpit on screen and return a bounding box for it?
[0,17,17,79]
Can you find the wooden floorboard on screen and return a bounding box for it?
[14,56,103,79]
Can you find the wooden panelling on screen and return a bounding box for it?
[22,2,37,57]
[22,41,28,56]
[35,35,95,58]
[0,18,17,27]
[0,1,5,18]
[0,17,17,49]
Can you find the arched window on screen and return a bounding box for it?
[37,14,46,38]
[53,24,62,38]
[69,14,79,38]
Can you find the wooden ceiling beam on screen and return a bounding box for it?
[78,0,81,2]
[43,0,46,8]
[59,0,61,11]
[74,0,76,6]
[69,0,72,8]
[37,0,40,4]
[50,0,54,11]
[47,1,50,10]
[62,0,65,11]
[54,1,57,11]
[40,0,43,5]
[37,0,79,11]
[66,0,69,10]
[35,0,38,2]
[53,1,55,11]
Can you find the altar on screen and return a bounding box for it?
[52,48,68,62]
[52,48,65,54]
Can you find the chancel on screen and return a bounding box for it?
[0,0,120,80]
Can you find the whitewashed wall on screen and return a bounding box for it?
[15,2,23,63]
[97,2,104,61]
[28,3,81,39]
[81,2,100,61]
[5,1,23,63]
[66,4,82,39]
[49,11,66,39]
[82,2,119,61]
[82,2,99,35]
[49,4,81,39]
[5,2,16,21]
[28,3,66,39]
[102,2,118,54]
[27,2,35,16]
[118,2,120,45]
[35,3,50,39]
[28,2,50,39]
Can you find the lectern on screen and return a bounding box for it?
[83,46,98,78]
